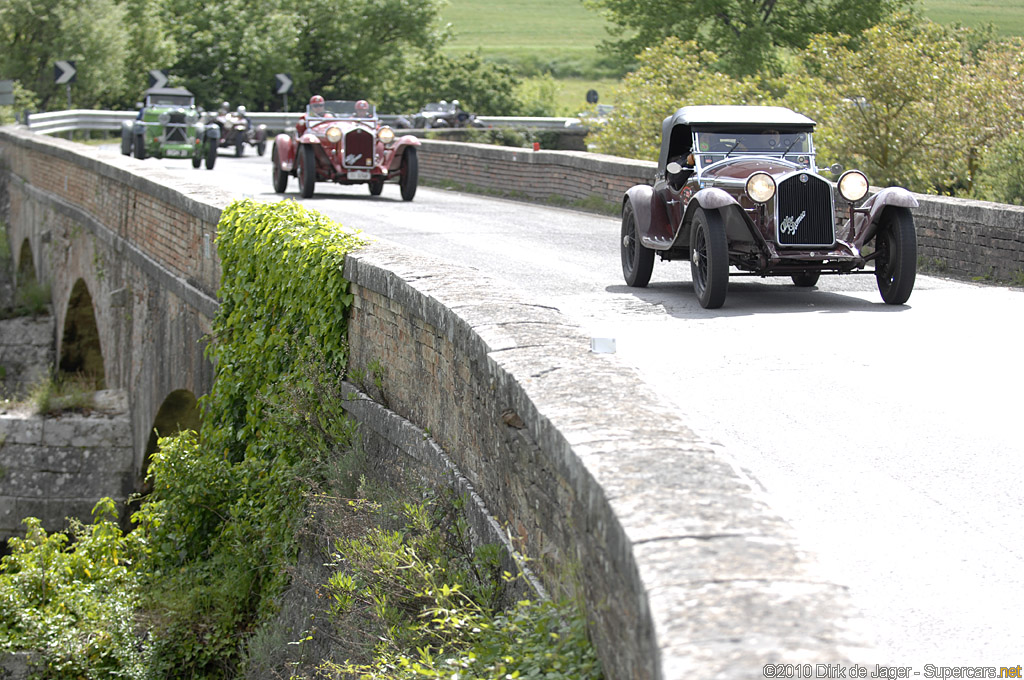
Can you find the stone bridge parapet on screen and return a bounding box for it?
[26,127,1024,676]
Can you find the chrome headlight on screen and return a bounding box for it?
[378,126,395,145]
[745,172,776,203]
[158,112,170,125]
[185,110,200,124]
[838,170,869,202]
[326,126,342,143]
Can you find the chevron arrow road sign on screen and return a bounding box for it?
[274,73,293,95]
[148,69,169,89]
[54,60,77,85]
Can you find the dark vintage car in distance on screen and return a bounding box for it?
[120,86,219,169]
[272,99,421,200]
[620,105,919,309]
[395,100,484,129]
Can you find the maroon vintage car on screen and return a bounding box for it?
[272,98,421,200]
[621,105,918,308]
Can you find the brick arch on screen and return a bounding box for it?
[17,238,36,284]
[144,389,202,461]
[59,278,106,388]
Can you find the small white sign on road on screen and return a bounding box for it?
[0,79,13,107]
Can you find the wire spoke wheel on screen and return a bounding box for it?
[689,208,728,309]
[620,202,654,287]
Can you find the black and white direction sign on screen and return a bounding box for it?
[274,73,293,95]
[54,60,77,85]
[148,69,169,89]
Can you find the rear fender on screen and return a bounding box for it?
[854,187,919,244]
[624,185,672,247]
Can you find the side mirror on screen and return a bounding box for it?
[830,163,843,175]
[666,161,683,174]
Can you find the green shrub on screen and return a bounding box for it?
[319,496,603,680]
[0,500,145,679]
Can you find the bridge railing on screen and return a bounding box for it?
[24,110,585,136]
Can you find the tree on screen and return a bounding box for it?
[784,16,1024,194]
[585,0,914,78]
[0,0,129,109]
[162,0,301,111]
[589,38,770,160]
[294,0,448,106]
[381,51,523,115]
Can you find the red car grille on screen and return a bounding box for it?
[776,174,836,247]
[343,128,374,168]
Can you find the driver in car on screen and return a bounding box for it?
[297,94,328,135]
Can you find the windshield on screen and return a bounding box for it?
[306,100,377,120]
[423,102,452,112]
[148,94,193,107]
[695,129,812,156]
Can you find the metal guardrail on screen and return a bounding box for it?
[25,109,585,136]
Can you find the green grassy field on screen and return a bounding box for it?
[439,0,613,71]
[438,0,1024,114]
[921,0,1024,36]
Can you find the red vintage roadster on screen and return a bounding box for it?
[621,105,919,309]
[272,98,421,200]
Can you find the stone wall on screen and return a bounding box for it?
[7,127,991,678]
[0,315,53,398]
[341,244,872,679]
[0,390,133,542]
[417,139,1024,284]
[0,127,220,475]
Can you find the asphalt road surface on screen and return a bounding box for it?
[148,148,1024,669]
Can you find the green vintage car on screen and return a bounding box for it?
[120,86,220,169]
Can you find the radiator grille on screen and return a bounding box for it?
[343,129,375,168]
[776,174,835,247]
[165,113,188,143]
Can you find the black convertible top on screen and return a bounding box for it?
[658,105,816,172]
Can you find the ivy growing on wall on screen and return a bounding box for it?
[132,198,365,676]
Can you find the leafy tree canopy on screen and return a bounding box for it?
[585,0,916,77]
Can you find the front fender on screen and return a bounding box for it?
[854,187,919,244]
[131,120,146,136]
[386,135,422,170]
[624,184,672,246]
[204,124,220,140]
[678,188,751,250]
[275,133,296,170]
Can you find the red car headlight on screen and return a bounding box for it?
[326,126,342,143]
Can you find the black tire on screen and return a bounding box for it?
[191,148,202,168]
[689,208,729,309]
[134,134,146,160]
[874,206,917,305]
[121,130,132,156]
[272,145,288,193]
[620,201,654,287]
[298,144,316,198]
[791,271,820,287]
[257,140,266,156]
[399,147,418,201]
[368,178,384,196]
[235,140,244,157]
[205,139,217,169]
